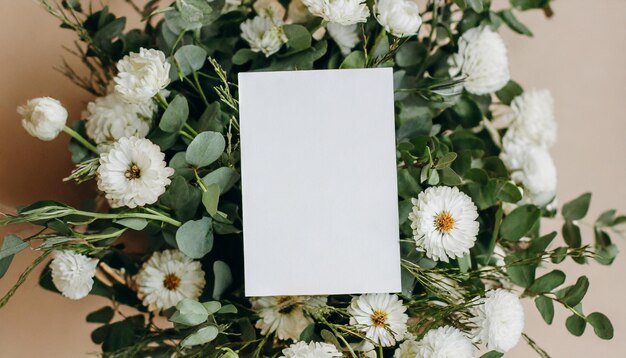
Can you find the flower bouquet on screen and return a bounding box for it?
[1,0,623,357]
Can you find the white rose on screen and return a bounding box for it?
[327,22,360,55]
[303,0,370,26]
[448,27,510,95]
[375,0,422,38]
[241,16,288,57]
[114,48,171,104]
[17,97,68,141]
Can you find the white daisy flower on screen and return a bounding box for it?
[448,27,510,95]
[347,293,409,347]
[281,341,342,357]
[503,89,557,149]
[501,140,557,207]
[84,93,156,152]
[470,289,525,353]
[409,186,479,262]
[50,250,98,300]
[327,22,360,56]
[17,97,68,141]
[416,326,475,358]
[114,48,171,104]
[240,16,288,57]
[252,295,327,341]
[97,136,174,208]
[302,0,370,26]
[135,249,206,312]
[375,0,422,38]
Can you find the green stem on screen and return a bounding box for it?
[155,92,169,110]
[183,123,199,136]
[378,345,384,358]
[73,210,182,227]
[194,169,208,192]
[192,71,210,107]
[63,126,98,154]
[0,251,51,309]
[179,130,195,141]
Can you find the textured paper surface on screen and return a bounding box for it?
[239,68,401,296]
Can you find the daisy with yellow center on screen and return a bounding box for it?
[347,293,408,347]
[251,295,327,341]
[409,186,479,262]
[134,249,205,312]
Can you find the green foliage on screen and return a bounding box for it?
[173,45,208,77]
[587,312,614,339]
[534,296,554,324]
[186,131,225,168]
[175,217,214,259]
[500,205,541,241]
[562,193,592,221]
[160,95,189,133]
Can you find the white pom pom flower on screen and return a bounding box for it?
[448,27,510,95]
[252,295,327,341]
[409,186,479,262]
[375,0,422,38]
[241,16,288,57]
[394,339,420,358]
[97,137,174,208]
[84,93,156,152]
[281,341,342,357]
[135,249,206,312]
[17,97,68,141]
[302,0,370,26]
[114,48,171,104]
[326,22,360,56]
[50,250,98,300]
[503,89,557,149]
[347,293,409,347]
[416,326,475,358]
[470,289,525,353]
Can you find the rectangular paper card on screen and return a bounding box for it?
[239,68,401,296]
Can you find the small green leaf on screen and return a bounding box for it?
[529,270,565,293]
[186,131,225,168]
[557,276,589,307]
[565,314,586,336]
[283,24,312,51]
[170,299,209,326]
[562,220,582,247]
[202,167,240,194]
[86,306,115,323]
[340,51,366,69]
[505,251,536,288]
[174,45,208,76]
[232,48,259,65]
[500,10,533,36]
[212,260,232,300]
[114,218,148,231]
[480,351,504,358]
[159,95,189,133]
[217,304,238,314]
[181,325,219,347]
[202,184,220,216]
[466,0,484,13]
[495,80,523,105]
[497,181,523,203]
[534,296,554,324]
[562,193,592,221]
[511,0,549,10]
[175,217,214,259]
[587,312,614,339]
[202,301,222,315]
[500,205,541,241]
[433,152,457,169]
[0,235,28,261]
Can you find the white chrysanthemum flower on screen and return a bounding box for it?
[252,295,327,341]
[416,326,475,358]
[281,341,342,358]
[84,93,155,152]
[17,97,68,141]
[327,23,359,56]
[501,140,557,207]
[114,48,171,104]
[303,0,370,26]
[97,137,174,208]
[394,339,420,358]
[375,0,422,38]
[448,27,510,95]
[135,249,206,312]
[503,89,557,148]
[347,293,408,347]
[241,16,288,57]
[50,250,98,300]
[470,289,524,353]
[409,186,479,262]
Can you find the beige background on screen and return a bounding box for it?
[0,0,625,356]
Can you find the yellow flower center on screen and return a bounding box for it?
[435,211,455,233]
[163,273,181,291]
[125,164,141,180]
[370,309,388,327]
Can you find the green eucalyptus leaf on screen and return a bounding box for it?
[0,235,28,261]
[340,51,366,69]
[181,325,219,347]
[562,192,592,221]
[466,0,484,13]
[170,298,209,326]
[557,276,589,307]
[174,45,208,76]
[562,220,582,248]
[534,296,554,324]
[480,352,504,358]
[201,167,240,194]
[587,312,614,339]
[500,205,540,241]
[186,131,225,168]
[175,217,214,259]
[565,314,586,336]
[202,184,221,216]
[511,0,550,10]
[500,10,533,36]
[495,80,523,105]
[86,307,115,324]
[529,270,565,293]
[284,24,312,51]
[114,218,148,231]
[159,95,189,133]
[202,301,222,315]
[212,260,232,300]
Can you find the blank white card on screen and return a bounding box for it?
[239,68,401,296]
